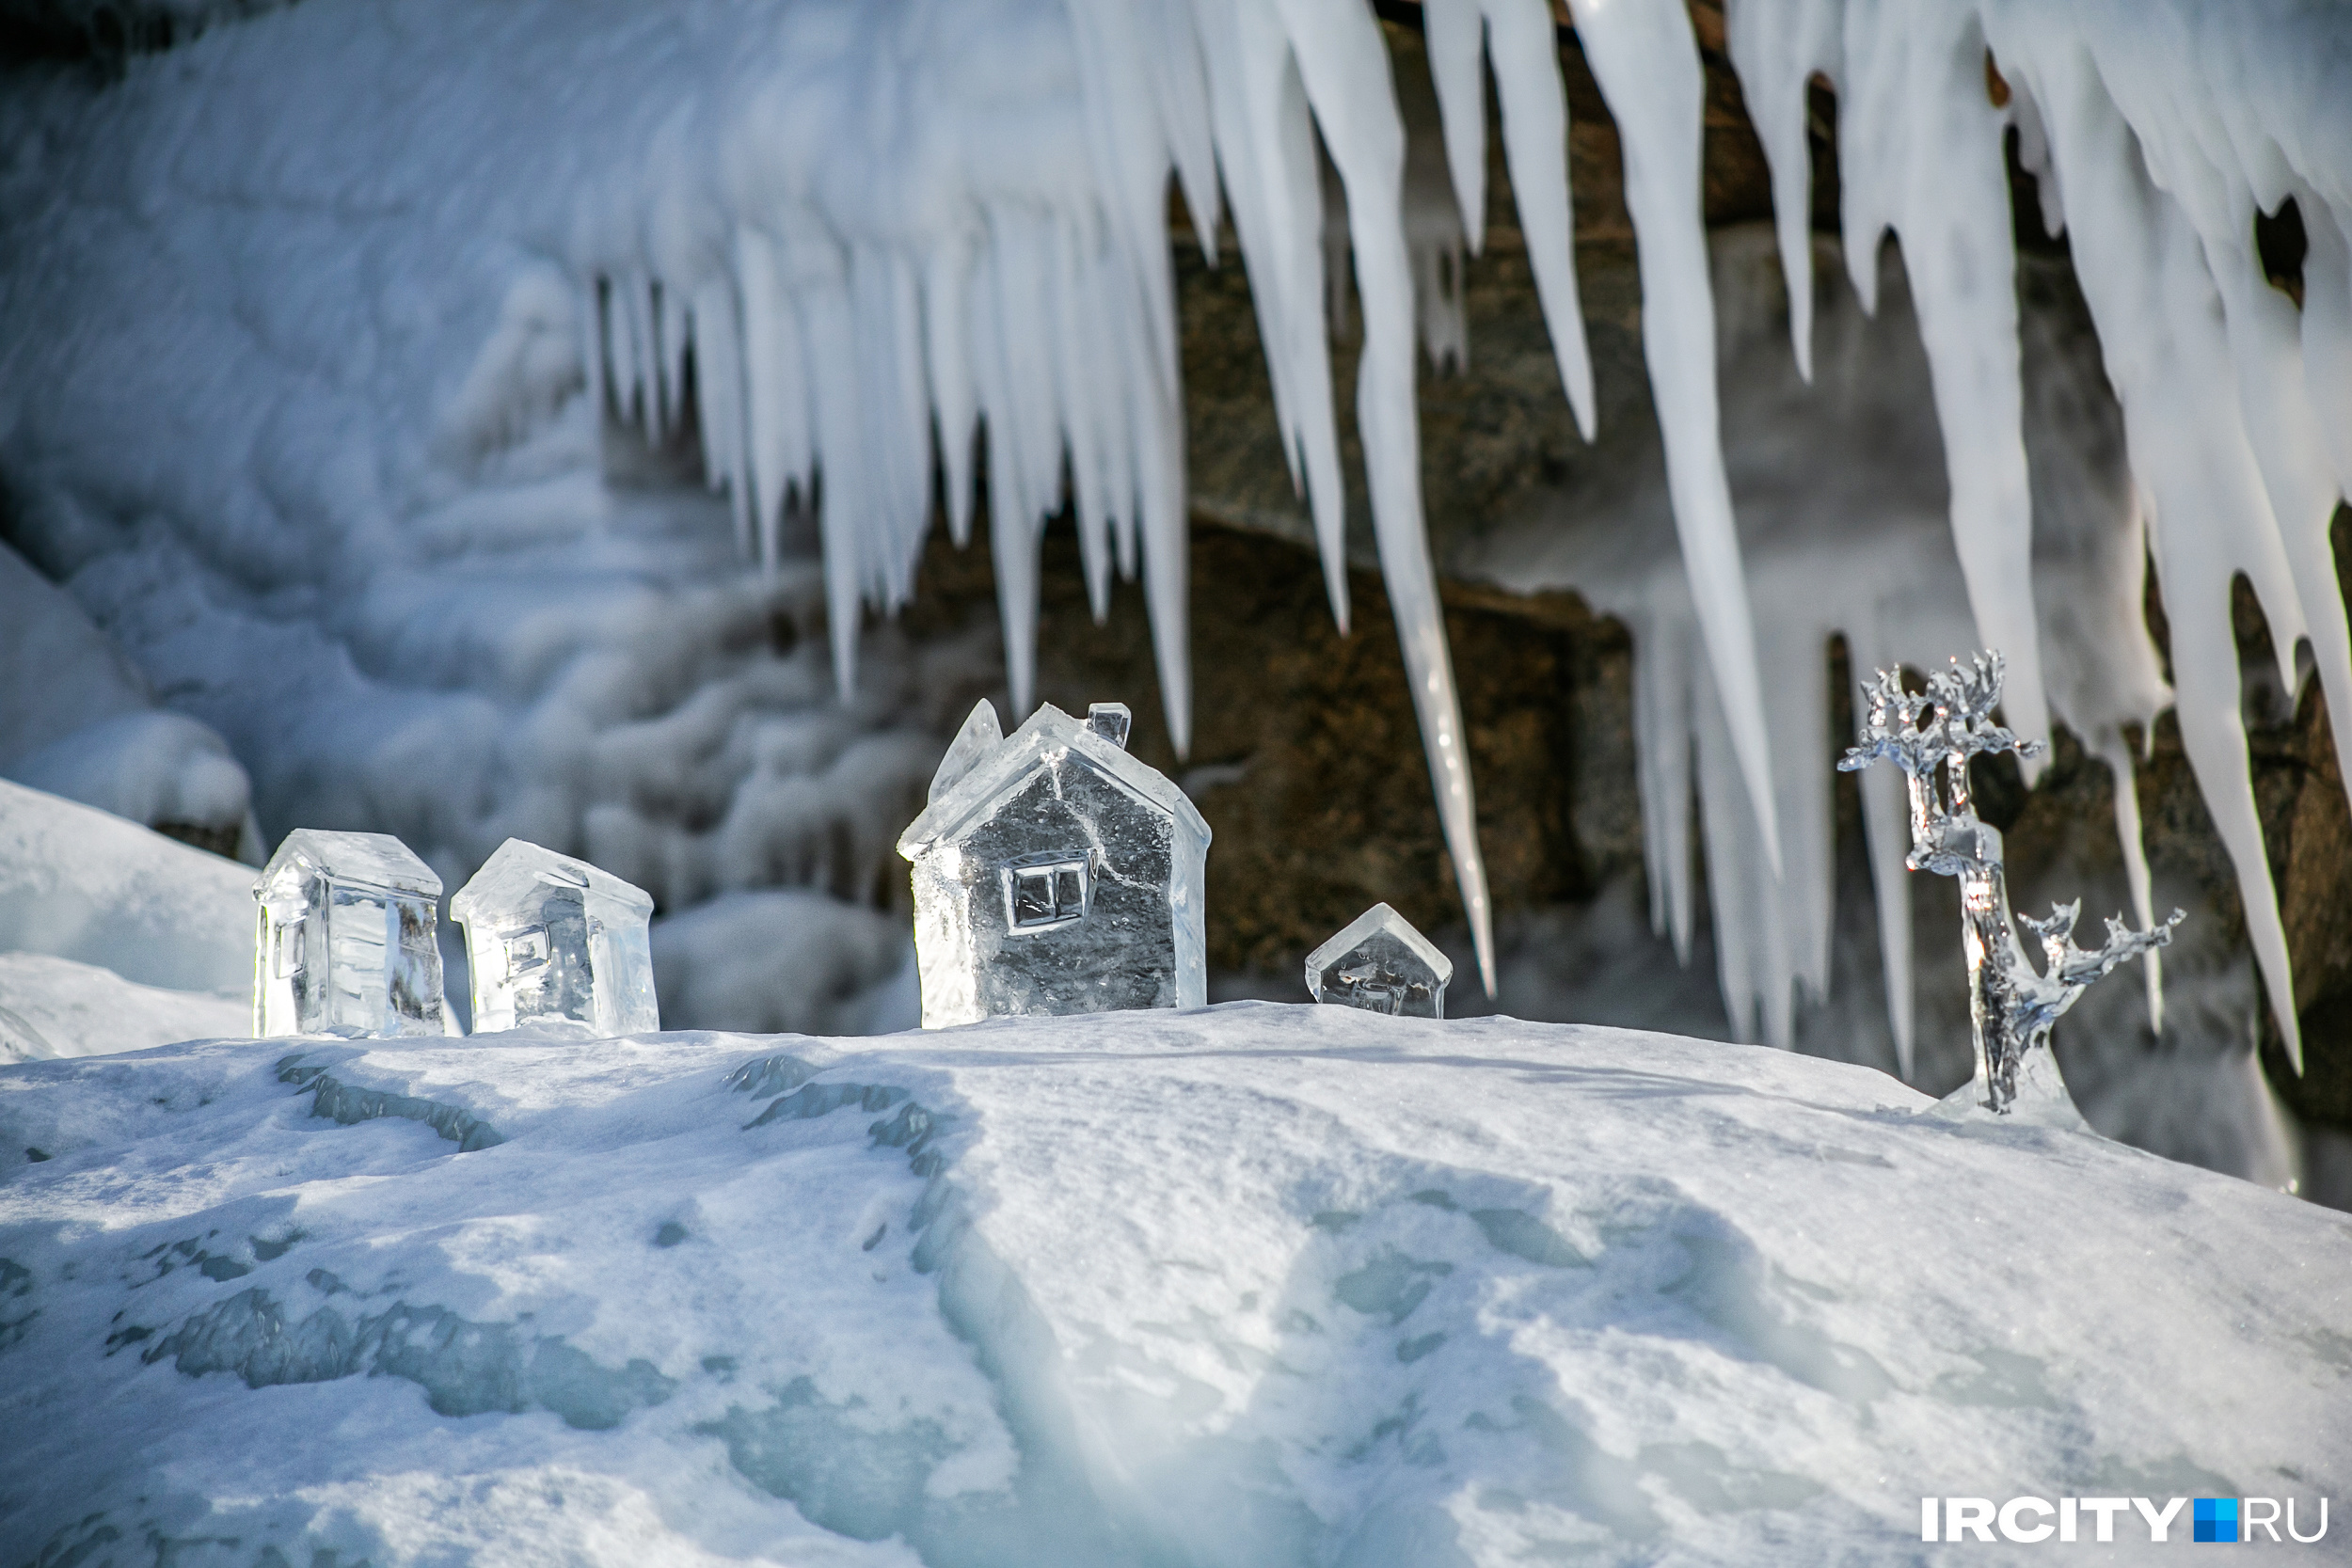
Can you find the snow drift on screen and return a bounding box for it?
[1,1007,2345,1565]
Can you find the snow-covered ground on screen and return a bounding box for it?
[2,1006,2344,1565]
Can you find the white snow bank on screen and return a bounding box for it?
[8,712,254,849]
[0,777,252,995]
[1,1006,2343,1565]
[0,543,256,850]
[0,952,247,1063]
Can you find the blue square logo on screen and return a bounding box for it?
[2193,1497,2239,1543]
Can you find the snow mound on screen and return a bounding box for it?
[2,1006,2343,1565]
[0,952,248,1064]
[0,544,256,853]
[0,777,252,995]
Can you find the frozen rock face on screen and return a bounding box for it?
[1307,902,1453,1019]
[253,831,444,1038]
[451,839,656,1037]
[897,701,1210,1028]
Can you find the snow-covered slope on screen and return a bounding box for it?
[0,952,248,1064]
[3,1006,2344,1565]
[0,777,252,996]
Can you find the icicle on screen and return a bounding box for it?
[581,274,612,432]
[2014,46,2308,1070]
[1723,0,1840,382]
[1631,605,1696,963]
[691,278,755,559]
[2202,211,2352,817]
[800,258,867,703]
[847,245,932,615]
[1827,8,2054,773]
[2302,197,2352,502]
[1421,0,1487,246]
[1046,218,1116,625]
[968,219,1043,721]
[1486,0,1597,437]
[2092,729,2164,1036]
[733,230,792,569]
[1210,3,1353,633]
[1279,0,1495,993]
[656,277,688,439]
[921,241,979,549]
[1567,0,1782,877]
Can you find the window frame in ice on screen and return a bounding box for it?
[1001,851,1092,934]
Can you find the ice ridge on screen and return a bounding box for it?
[276,1055,506,1152]
[144,1283,676,1430]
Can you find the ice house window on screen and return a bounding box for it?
[1003,853,1092,933]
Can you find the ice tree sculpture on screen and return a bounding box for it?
[452,839,658,1037]
[253,830,445,1038]
[1306,903,1453,1019]
[1839,652,2182,1118]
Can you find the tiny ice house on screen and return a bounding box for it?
[897,700,1210,1028]
[451,838,658,1037]
[1306,903,1452,1019]
[253,830,445,1037]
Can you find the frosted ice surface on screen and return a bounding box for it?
[253,830,445,1039]
[452,839,657,1037]
[1305,902,1453,1019]
[898,703,1209,1028]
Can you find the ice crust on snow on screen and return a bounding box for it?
[253,830,446,1039]
[452,838,658,1038]
[898,702,1209,1028]
[1305,901,1453,1019]
[0,1008,2344,1565]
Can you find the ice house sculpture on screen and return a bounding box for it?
[898,699,1209,1028]
[452,838,659,1037]
[253,830,445,1038]
[1306,902,1454,1019]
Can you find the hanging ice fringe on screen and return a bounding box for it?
[564,0,2352,1030]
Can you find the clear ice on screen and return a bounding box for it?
[1840,651,2181,1118]
[1305,902,1453,1019]
[898,699,1210,1028]
[253,830,445,1038]
[451,838,658,1037]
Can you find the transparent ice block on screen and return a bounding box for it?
[253,829,445,1038]
[1305,903,1452,1019]
[451,838,658,1037]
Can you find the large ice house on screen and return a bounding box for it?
[898,700,1210,1026]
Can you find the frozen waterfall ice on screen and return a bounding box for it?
[1305,901,1453,1019]
[252,831,446,1039]
[451,839,658,1037]
[898,701,1209,1027]
[3,0,2350,1061]
[1840,653,2181,1119]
